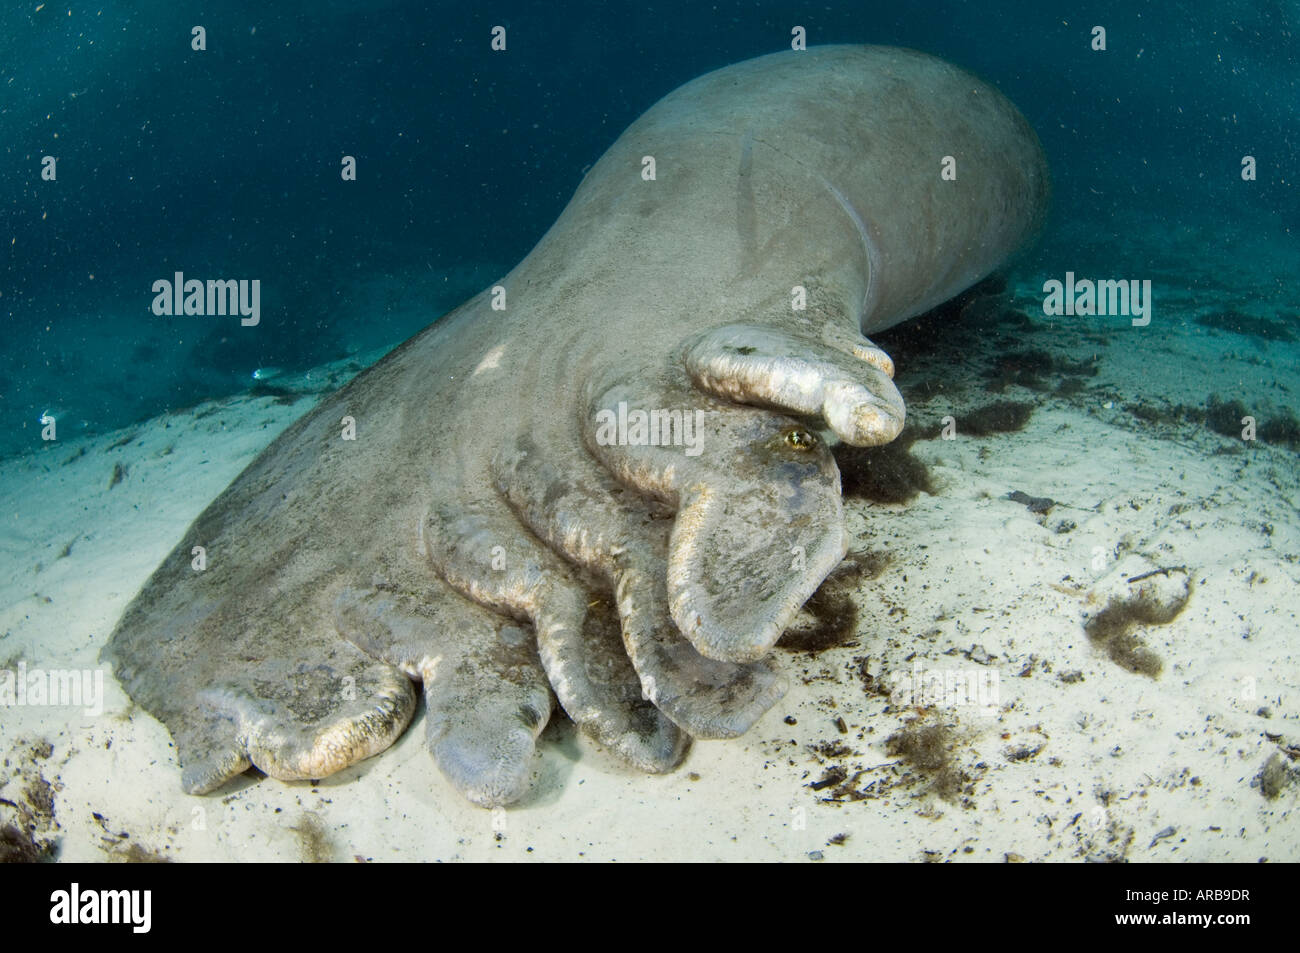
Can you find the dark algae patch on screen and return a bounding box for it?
[1084,570,1192,677]
[910,400,1035,440]
[0,821,54,862]
[291,812,334,863]
[1195,308,1296,343]
[835,433,933,504]
[1085,608,1166,676]
[1258,753,1299,800]
[1125,397,1300,450]
[985,348,1054,391]
[982,348,1098,393]
[958,400,1034,436]
[1259,410,1300,449]
[0,738,59,862]
[778,551,889,653]
[885,722,968,802]
[1204,396,1250,439]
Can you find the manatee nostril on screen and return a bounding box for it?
[784,428,817,451]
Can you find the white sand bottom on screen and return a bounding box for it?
[2,272,1297,862]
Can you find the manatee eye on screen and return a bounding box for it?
[784,428,817,451]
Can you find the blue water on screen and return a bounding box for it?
[2,0,1296,456]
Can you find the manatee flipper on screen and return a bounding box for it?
[493,436,786,737]
[424,504,688,772]
[335,575,554,807]
[106,564,417,795]
[681,323,905,446]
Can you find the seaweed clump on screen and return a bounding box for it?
[984,349,1098,394]
[1196,309,1296,343]
[1083,571,1192,678]
[885,722,967,802]
[1128,399,1300,451]
[985,348,1054,391]
[778,550,889,654]
[0,822,55,863]
[835,432,934,504]
[1258,753,1299,800]
[1126,402,1175,425]
[1259,411,1300,449]
[959,400,1034,436]
[1204,396,1251,439]
[0,739,59,862]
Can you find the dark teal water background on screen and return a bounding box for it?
[1,0,1295,454]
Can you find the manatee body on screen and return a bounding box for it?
[106,46,1048,806]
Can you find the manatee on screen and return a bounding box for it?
[104,45,1048,807]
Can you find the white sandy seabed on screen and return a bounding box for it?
[1,255,1297,863]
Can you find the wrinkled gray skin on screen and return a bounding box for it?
[105,46,1048,807]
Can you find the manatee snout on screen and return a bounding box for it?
[664,415,847,663]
